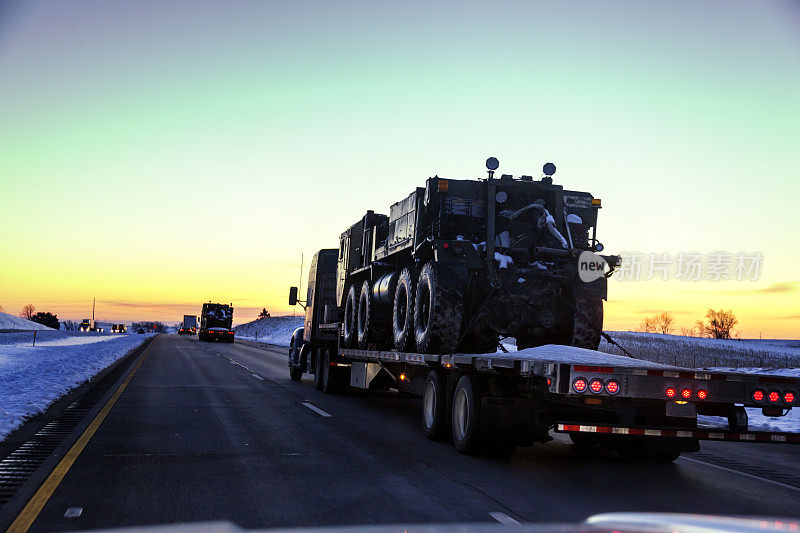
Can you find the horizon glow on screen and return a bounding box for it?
[1,1,799,337]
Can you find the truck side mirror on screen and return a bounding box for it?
[288,287,298,306]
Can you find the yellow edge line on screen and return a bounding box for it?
[6,336,158,533]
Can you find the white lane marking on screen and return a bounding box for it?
[679,456,800,493]
[489,512,520,525]
[64,507,83,518]
[302,402,332,418]
[251,373,264,381]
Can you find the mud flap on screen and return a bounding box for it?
[479,397,551,447]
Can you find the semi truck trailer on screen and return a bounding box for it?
[179,315,197,335]
[199,303,234,342]
[287,159,799,460]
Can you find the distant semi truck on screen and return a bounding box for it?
[79,319,91,332]
[198,303,234,342]
[179,315,197,335]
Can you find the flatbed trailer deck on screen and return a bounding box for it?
[293,327,799,459]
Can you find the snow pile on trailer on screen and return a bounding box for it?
[234,316,304,346]
[0,312,55,332]
[494,344,677,369]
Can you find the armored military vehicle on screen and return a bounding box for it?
[329,158,617,354]
[199,302,234,342]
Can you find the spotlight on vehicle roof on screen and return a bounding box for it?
[486,157,499,171]
[543,162,556,176]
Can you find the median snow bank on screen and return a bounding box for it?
[599,331,800,368]
[0,332,154,441]
[234,316,304,346]
[0,311,55,332]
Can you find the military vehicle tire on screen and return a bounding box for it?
[414,262,463,354]
[289,365,302,381]
[357,280,389,349]
[571,298,603,350]
[342,283,358,348]
[392,268,416,352]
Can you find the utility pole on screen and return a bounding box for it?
[92,297,96,328]
[294,253,304,317]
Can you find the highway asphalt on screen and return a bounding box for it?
[20,334,800,531]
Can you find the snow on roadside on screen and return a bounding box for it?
[234,316,304,347]
[0,311,54,332]
[0,332,154,441]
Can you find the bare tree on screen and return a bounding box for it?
[0,303,5,313]
[697,309,738,340]
[20,304,35,320]
[655,311,675,334]
[637,317,657,333]
[258,308,271,319]
[62,320,78,331]
[680,326,695,337]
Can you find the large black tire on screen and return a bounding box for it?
[342,284,358,348]
[289,365,303,381]
[414,262,463,354]
[452,375,489,455]
[313,348,324,390]
[357,280,389,349]
[392,268,416,352]
[321,348,346,394]
[289,340,303,381]
[422,370,448,441]
[571,298,603,350]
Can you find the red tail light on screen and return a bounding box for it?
[697,390,708,400]
[589,379,604,393]
[573,378,587,393]
[605,380,620,395]
[768,391,780,403]
[752,390,764,402]
[784,392,796,405]
[681,388,692,399]
[665,387,676,398]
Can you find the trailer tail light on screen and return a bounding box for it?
[573,378,588,393]
[665,387,676,398]
[442,242,450,249]
[589,379,603,393]
[783,392,796,405]
[605,380,620,395]
[752,390,764,402]
[768,391,780,404]
[697,389,708,400]
[681,388,692,399]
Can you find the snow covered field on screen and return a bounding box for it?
[235,316,304,346]
[599,331,800,368]
[0,332,154,441]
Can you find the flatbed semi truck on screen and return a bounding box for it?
[288,249,798,461]
[287,161,798,460]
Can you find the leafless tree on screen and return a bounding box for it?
[680,326,695,337]
[656,312,675,334]
[697,309,738,340]
[0,303,5,313]
[20,304,35,320]
[637,317,657,333]
[62,320,78,331]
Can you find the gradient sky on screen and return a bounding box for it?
[1,1,799,337]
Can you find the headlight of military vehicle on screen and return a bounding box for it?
[495,191,507,203]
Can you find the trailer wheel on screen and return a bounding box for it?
[343,284,358,348]
[452,375,485,454]
[321,348,346,394]
[357,280,389,349]
[313,348,324,390]
[422,370,448,441]
[571,298,603,350]
[392,268,416,352]
[414,262,463,354]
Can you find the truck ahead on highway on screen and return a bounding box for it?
[179,315,197,335]
[199,303,234,342]
[288,158,799,461]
